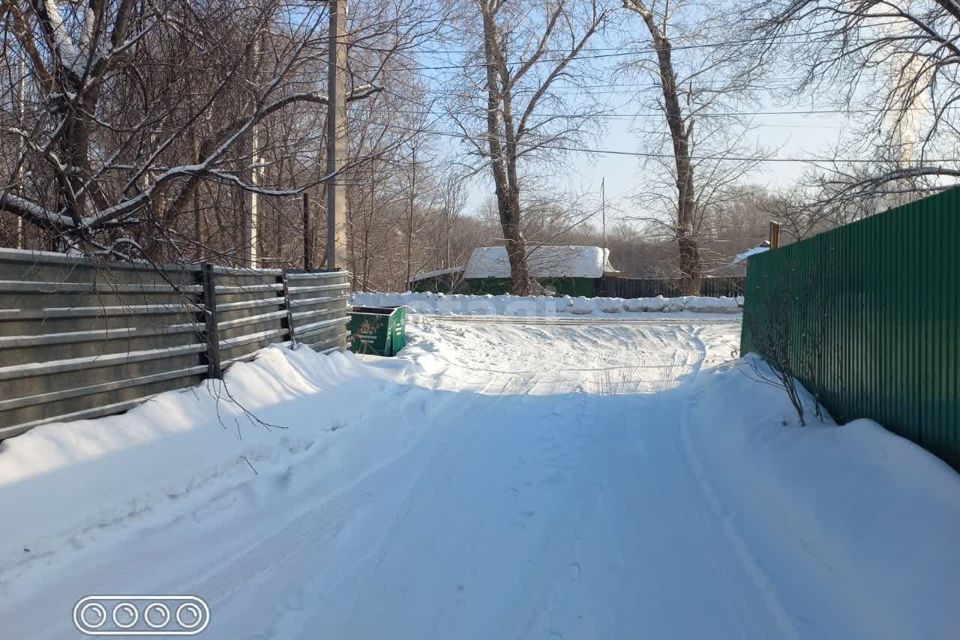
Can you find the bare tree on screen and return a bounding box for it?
[344,61,439,290]
[447,0,607,295]
[435,166,469,272]
[621,0,765,294]
[747,0,960,205]
[0,1,458,263]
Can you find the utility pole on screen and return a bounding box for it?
[245,125,261,268]
[244,30,264,268]
[193,134,203,261]
[405,146,417,288]
[325,0,349,270]
[601,177,606,259]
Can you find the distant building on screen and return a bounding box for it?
[733,240,771,265]
[409,245,619,296]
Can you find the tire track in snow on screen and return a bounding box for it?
[677,327,802,640]
[8,314,808,640]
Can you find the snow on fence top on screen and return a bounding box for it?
[464,245,617,279]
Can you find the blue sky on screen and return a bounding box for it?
[576,107,853,221]
[396,3,862,229]
[444,84,856,228]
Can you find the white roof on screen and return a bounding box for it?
[410,266,464,282]
[464,246,617,279]
[733,243,770,264]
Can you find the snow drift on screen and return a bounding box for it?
[0,322,958,639]
[0,345,387,585]
[683,356,960,639]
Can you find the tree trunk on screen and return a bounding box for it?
[503,220,531,295]
[678,233,701,294]
[54,87,99,252]
[501,80,532,296]
[635,6,703,294]
[480,1,533,296]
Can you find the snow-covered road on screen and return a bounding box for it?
[2,316,959,639]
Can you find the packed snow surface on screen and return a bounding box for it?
[1,315,959,639]
[464,245,616,278]
[352,290,742,315]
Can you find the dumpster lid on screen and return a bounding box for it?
[351,305,402,315]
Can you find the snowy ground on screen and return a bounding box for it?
[2,314,960,639]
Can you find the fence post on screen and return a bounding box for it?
[281,271,297,346]
[201,263,222,379]
[769,221,782,249]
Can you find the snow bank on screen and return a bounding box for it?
[1,321,959,639]
[351,291,743,316]
[684,356,960,639]
[0,345,384,581]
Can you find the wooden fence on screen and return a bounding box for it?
[0,249,351,440]
[597,275,745,299]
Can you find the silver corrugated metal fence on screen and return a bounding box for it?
[0,249,350,440]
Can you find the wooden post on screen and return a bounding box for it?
[601,177,606,260]
[769,221,782,249]
[201,263,222,379]
[303,192,313,270]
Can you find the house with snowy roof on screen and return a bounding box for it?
[409,245,619,297]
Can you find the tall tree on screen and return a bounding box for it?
[623,0,700,293]
[450,0,606,295]
[622,0,763,293]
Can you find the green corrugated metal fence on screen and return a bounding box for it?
[741,188,960,470]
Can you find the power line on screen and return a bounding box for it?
[354,118,954,165]
[371,106,852,124]
[368,83,940,120]
[357,103,849,129]
[349,19,908,73]
[366,86,937,119]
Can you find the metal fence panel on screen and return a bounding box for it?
[0,250,206,438]
[597,276,745,299]
[285,271,351,352]
[741,188,960,470]
[0,249,352,440]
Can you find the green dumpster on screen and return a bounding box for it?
[390,306,407,354]
[349,306,407,356]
